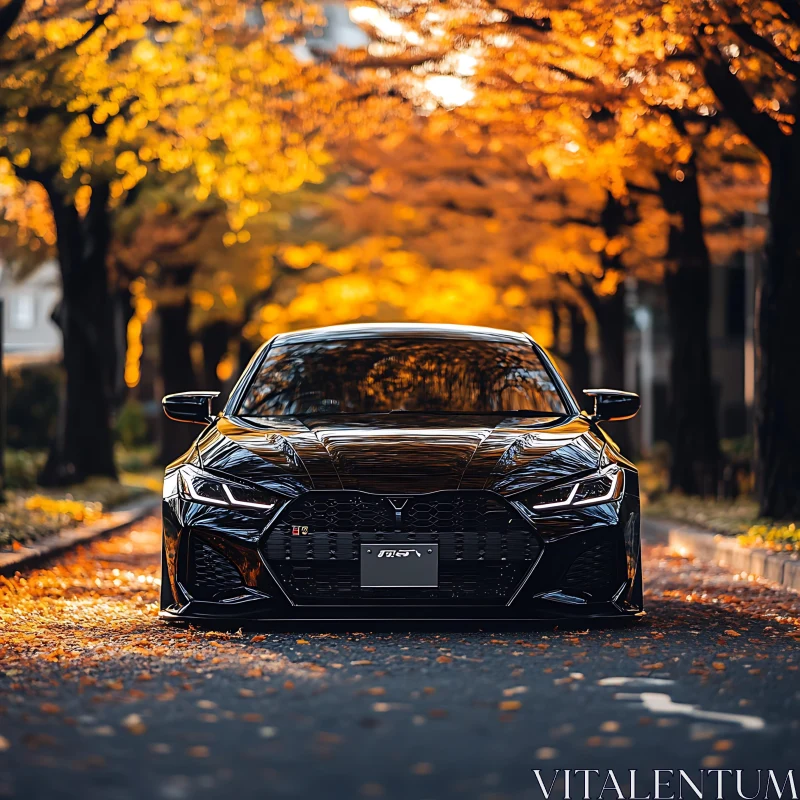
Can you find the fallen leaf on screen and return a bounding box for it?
[121,713,146,735]
[609,737,633,748]
[713,739,735,752]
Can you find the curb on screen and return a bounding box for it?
[0,494,161,577]
[647,518,800,593]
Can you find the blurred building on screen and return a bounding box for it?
[0,260,61,367]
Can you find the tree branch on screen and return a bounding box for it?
[774,0,800,26]
[0,144,56,182]
[488,2,551,33]
[546,63,594,84]
[0,9,108,69]
[314,47,445,70]
[627,181,660,197]
[0,0,24,45]
[728,20,800,77]
[699,40,781,158]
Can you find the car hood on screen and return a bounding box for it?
[196,413,604,496]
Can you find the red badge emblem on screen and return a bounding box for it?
[291,525,309,536]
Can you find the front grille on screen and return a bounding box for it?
[189,538,244,600]
[263,491,540,604]
[563,542,616,596]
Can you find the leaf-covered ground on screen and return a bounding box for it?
[0,516,798,799]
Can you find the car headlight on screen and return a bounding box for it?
[517,465,624,512]
[177,465,283,513]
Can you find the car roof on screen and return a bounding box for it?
[272,323,532,346]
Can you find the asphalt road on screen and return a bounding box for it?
[1,515,798,800]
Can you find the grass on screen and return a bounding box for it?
[0,448,163,549]
[640,453,800,552]
[738,523,800,553]
[644,492,761,535]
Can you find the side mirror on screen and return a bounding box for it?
[583,389,640,422]
[162,392,220,425]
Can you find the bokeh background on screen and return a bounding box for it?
[0,0,797,549]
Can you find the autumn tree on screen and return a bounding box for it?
[487,0,795,512]
[338,0,768,489]
[0,0,328,482]
[462,0,793,512]
[689,3,800,516]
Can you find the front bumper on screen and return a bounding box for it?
[160,490,643,623]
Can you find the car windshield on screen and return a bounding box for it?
[237,337,567,416]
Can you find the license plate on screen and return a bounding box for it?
[360,543,439,588]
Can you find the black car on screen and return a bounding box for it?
[159,323,642,623]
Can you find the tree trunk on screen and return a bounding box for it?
[592,191,632,452]
[593,191,629,389]
[593,285,633,452]
[593,285,626,390]
[550,301,563,356]
[157,267,199,465]
[237,336,257,374]
[109,284,134,410]
[567,304,591,402]
[700,57,800,517]
[199,320,235,393]
[757,133,800,518]
[657,159,720,496]
[39,181,117,486]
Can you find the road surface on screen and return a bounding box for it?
[0,515,798,799]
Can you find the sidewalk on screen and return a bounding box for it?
[647,518,800,592]
[0,494,160,576]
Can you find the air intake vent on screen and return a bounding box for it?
[563,541,617,597]
[189,538,244,600]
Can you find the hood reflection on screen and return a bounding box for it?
[197,412,602,494]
